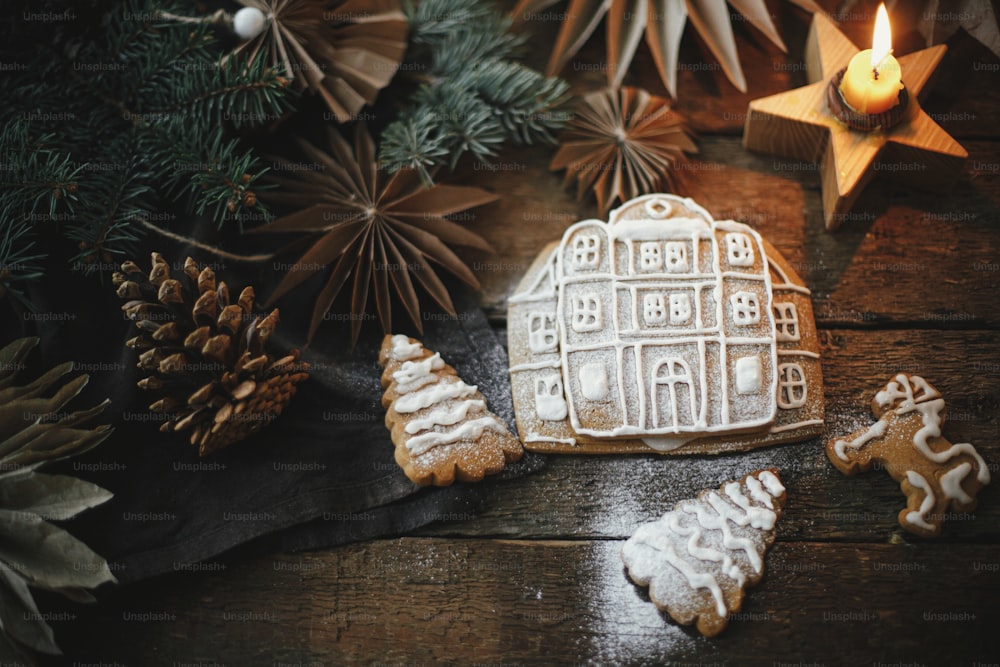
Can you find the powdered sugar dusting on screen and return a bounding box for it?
[620,470,785,636]
[573,541,703,664]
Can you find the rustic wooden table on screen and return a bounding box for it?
[48,5,999,666]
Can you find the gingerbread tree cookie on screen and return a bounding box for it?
[827,373,990,538]
[621,469,786,637]
[379,335,524,486]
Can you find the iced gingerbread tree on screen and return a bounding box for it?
[379,335,523,486]
[621,469,786,636]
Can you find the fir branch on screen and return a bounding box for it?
[457,59,570,144]
[0,0,293,295]
[65,137,151,274]
[153,55,292,130]
[0,219,44,305]
[425,19,523,76]
[0,118,80,300]
[378,111,451,185]
[381,0,568,180]
[0,120,83,217]
[404,0,499,45]
[413,83,506,168]
[157,132,275,230]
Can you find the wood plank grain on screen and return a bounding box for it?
[49,539,1000,666]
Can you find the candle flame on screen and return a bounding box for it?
[871,3,893,71]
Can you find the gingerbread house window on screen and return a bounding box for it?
[669,293,691,325]
[572,293,602,332]
[777,363,807,409]
[528,312,558,353]
[535,375,567,421]
[774,303,800,342]
[725,233,755,267]
[572,235,601,270]
[664,242,688,272]
[643,294,667,326]
[730,292,760,325]
[639,242,662,271]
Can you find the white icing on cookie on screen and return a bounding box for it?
[735,355,762,394]
[905,470,936,531]
[390,334,423,361]
[404,400,485,434]
[534,375,568,421]
[905,398,990,488]
[392,353,445,394]
[508,194,824,455]
[745,476,774,509]
[621,471,784,627]
[833,420,889,462]
[393,380,477,414]
[525,433,577,446]
[406,416,506,456]
[872,374,989,488]
[660,539,729,618]
[579,362,609,400]
[555,199,779,440]
[689,494,763,573]
[724,482,776,530]
[758,470,785,497]
[940,462,975,504]
[642,436,695,452]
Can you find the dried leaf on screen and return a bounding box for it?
[0,471,112,522]
[0,338,37,390]
[0,509,116,591]
[0,566,59,655]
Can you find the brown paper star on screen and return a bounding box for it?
[512,0,823,96]
[252,125,498,344]
[231,0,408,122]
[550,86,697,214]
[742,13,967,230]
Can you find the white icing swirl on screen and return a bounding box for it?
[390,334,424,361]
[404,400,485,435]
[406,416,506,456]
[393,353,445,394]
[393,380,477,414]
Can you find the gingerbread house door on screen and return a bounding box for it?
[650,357,697,430]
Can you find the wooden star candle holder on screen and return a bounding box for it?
[742,14,967,231]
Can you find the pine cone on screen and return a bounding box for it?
[114,253,309,456]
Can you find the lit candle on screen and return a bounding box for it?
[838,4,903,115]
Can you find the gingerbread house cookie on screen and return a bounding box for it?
[507,194,823,455]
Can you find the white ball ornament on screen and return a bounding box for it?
[232,7,267,41]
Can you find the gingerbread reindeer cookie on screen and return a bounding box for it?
[826,374,990,537]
